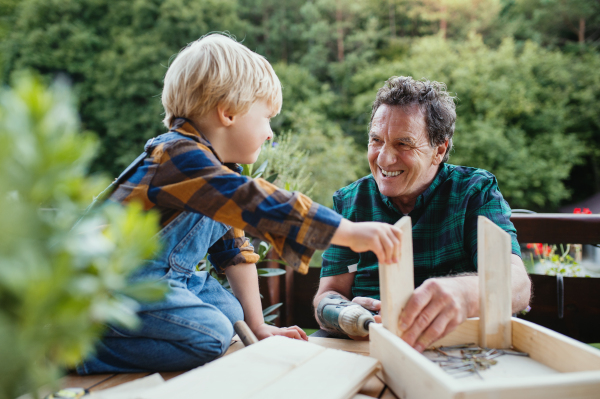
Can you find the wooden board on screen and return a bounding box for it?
[477,216,512,349]
[379,216,414,336]
[512,318,600,373]
[370,323,456,399]
[247,347,378,399]
[135,336,378,399]
[357,374,385,397]
[308,337,370,355]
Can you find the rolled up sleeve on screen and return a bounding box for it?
[207,228,260,274]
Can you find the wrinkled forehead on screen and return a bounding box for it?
[370,104,427,141]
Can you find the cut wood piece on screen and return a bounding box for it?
[308,337,370,355]
[380,387,400,399]
[357,374,385,397]
[247,347,379,399]
[512,318,600,373]
[91,374,164,399]
[370,323,455,399]
[477,216,512,349]
[59,374,115,390]
[428,318,479,349]
[140,336,326,399]
[352,394,378,399]
[457,371,600,399]
[379,216,414,336]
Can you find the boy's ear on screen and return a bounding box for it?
[216,104,235,127]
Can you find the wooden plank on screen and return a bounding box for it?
[379,216,414,337]
[512,318,600,373]
[427,318,480,348]
[510,214,600,245]
[140,336,326,399]
[380,387,400,399]
[91,373,164,399]
[59,373,115,390]
[357,374,385,397]
[89,373,151,391]
[478,216,512,349]
[158,371,187,381]
[459,371,600,399]
[370,323,455,399]
[308,337,370,355]
[247,348,379,399]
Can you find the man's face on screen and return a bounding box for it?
[367,104,443,206]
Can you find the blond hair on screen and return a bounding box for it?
[162,33,282,128]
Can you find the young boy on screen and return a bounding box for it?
[77,33,401,374]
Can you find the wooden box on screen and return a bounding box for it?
[371,216,600,399]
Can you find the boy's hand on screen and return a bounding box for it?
[331,219,402,264]
[252,323,308,341]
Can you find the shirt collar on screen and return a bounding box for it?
[379,163,449,216]
[169,117,242,174]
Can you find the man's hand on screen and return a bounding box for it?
[346,297,382,340]
[252,323,308,341]
[398,277,474,352]
[330,219,402,264]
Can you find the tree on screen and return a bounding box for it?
[350,35,592,210]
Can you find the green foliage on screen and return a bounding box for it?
[350,35,591,209]
[3,0,600,213]
[3,0,242,177]
[0,73,164,399]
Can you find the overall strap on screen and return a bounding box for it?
[85,131,195,213]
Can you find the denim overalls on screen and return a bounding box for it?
[77,132,244,374]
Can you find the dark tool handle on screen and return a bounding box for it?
[234,320,259,346]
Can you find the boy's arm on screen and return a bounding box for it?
[224,263,307,341]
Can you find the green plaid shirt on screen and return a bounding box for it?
[321,163,521,299]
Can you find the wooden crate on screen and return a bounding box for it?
[371,216,600,399]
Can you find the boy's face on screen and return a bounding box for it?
[219,99,274,164]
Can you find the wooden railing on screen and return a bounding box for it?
[510,213,600,244]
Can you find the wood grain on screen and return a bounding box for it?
[247,347,379,399]
[478,216,512,349]
[512,318,600,372]
[379,216,414,337]
[370,324,455,399]
[308,336,370,355]
[357,374,385,397]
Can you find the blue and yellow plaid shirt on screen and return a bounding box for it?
[321,163,521,298]
[110,118,342,274]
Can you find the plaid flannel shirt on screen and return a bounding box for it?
[110,118,342,274]
[321,163,521,299]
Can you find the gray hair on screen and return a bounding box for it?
[370,76,456,163]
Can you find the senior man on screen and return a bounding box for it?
[313,76,531,351]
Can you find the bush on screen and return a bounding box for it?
[0,73,164,399]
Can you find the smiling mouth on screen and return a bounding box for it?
[379,167,404,177]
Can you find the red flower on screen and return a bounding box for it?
[583,208,592,214]
[574,208,582,214]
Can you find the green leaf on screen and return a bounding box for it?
[265,173,278,183]
[262,302,283,316]
[252,160,268,179]
[264,314,279,323]
[241,164,253,177]
[257,268,286,277]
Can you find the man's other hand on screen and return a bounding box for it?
[347,297,382,341]
[397,277,473,352]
